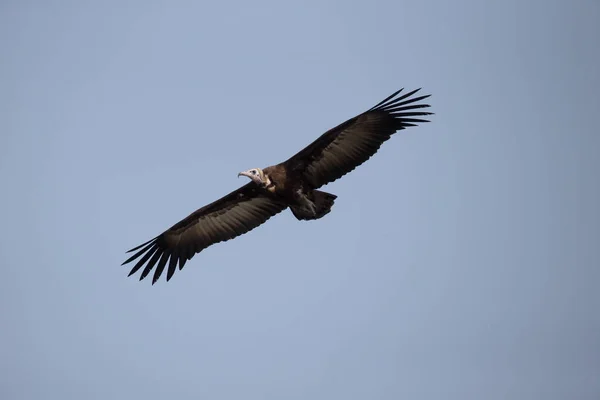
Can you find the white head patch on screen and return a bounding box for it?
[238,168,269,186]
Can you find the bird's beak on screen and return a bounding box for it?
[238,171,249,178]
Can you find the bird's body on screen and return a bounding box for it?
[255,164,337,221]
[122,88,433,284]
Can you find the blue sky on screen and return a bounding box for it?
[2,1,599,399]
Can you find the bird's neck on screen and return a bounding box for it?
[263,175,273,188]
[262,174,276,192]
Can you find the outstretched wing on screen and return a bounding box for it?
[284,88,433,189]
[122,182,288,284]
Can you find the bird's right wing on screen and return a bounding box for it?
[122,182,288,284]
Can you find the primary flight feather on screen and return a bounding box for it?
[122,87,433,284]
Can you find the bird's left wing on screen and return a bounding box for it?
[122,182,288,284]
[283,88,433,189]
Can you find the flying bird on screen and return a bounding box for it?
[122,88,433,284]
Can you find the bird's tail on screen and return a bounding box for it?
[290,190,337,221]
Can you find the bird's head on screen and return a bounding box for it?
[238,168,270,187]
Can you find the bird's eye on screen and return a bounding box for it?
[251,170,256,175]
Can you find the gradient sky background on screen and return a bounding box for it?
[2,1,599,399]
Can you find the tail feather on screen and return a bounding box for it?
[290,190,337,221]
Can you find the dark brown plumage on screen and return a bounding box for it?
[122,182,288,283]
[122,87,433,284]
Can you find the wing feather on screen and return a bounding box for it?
[122,182,288,284]
[284,88,433,188]
[166,254,179,282]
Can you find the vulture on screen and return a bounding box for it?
[122,87,433,284]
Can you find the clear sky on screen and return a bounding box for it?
[2,1,599,399]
